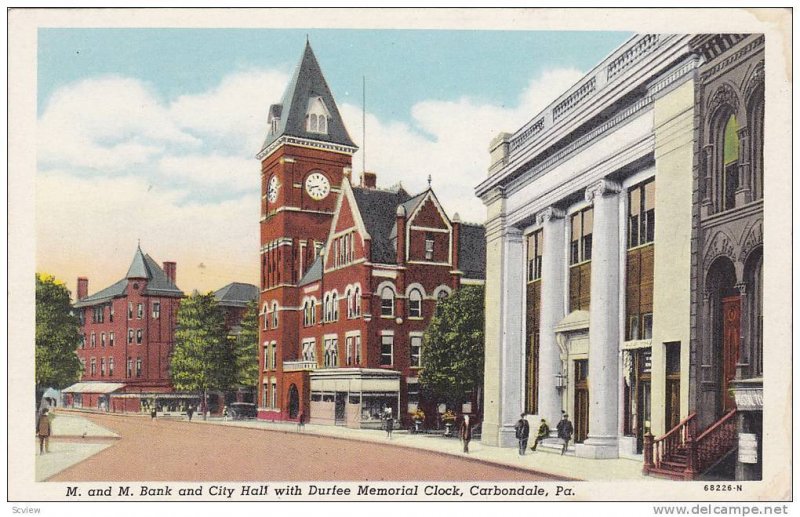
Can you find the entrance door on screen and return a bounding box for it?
[288,384,299,419]
[574,360,589,443]
[334,392,346,425]
[721,295,741,412]
[636,379,651,453]
[665,342,682,431]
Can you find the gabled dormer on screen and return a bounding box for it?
[305,96,331,135]
[323,176,371,272]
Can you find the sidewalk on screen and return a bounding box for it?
[35,411,119,481]
[190,416,647,481]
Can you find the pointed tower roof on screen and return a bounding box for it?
[126,244,148,279]
[258,41,357,158]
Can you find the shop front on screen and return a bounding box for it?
[309,368,400,429]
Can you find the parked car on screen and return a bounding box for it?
[229,402,257,420]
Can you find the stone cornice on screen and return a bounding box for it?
[699,35,765,83]
[257,135,358,161]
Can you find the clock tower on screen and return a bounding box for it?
[256,41,357,417]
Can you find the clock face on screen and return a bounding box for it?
[268,176,279,203]
[305,172,330,201]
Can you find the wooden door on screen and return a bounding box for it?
[574,360,589,443]
[721,295,741,412]
[665,379,681,430]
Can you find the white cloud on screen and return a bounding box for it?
[37,65,585,291]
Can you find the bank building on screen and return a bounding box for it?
[476,33,764,480]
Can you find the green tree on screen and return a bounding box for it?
[419,285,485,411]
[170,292,229,407]
[233,299,259,389]
[35,273,82,394]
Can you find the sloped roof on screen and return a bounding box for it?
[259,42,356,154]
[459,223,486,280]
[74,248,183,308]
[351,185,412,264]
[389,190,429,240]
[298,255,323,286]
[214,282,258,307]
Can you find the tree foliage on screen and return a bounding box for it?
[419,285,485,409]
[170,292,229,394]
[35,273,82,391]
[233,299,259,389]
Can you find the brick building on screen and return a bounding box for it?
[256,42,484,428]
[65,246,186,413]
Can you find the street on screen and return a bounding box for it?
[49,413,564,482]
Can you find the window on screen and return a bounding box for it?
[109,305,114,322]
[100,358,106,377]
[128,329,134,344]
[302,339,316,362]
[306,97,329,134]
[271,343,277,372]
[324,293,331,322]
[380,335,394,366]
[303,298,316,327]
[90,332,96,348]
[346,336,354,365]
[628,315,640,341]
[425,233,435,260]
[81,334,86,349]
[355,335,362,365]
[410,335,422,368]
[90,358,96,376]
[109,332,114,347]
[79,310,85,326]
[527,229,544,281]
[353,286,361,317]
[136,358,142,377]
[128,302,133,320]
[127,359,132,378]
[570,208,593,264]
[380,287,395,317]
[331,293,339,321]
[408,289,423,318]
[722,114,740,211]
[628,179,655,248]
[324,338,339,368]
[262,303,269,331]
[271,302,279,328]
[108,357,114,376]
[101,332,106,348]
[79,358,86,374]
[263,344,270,371]
[271,381,278,409]
[641,313,653,340]
[345,288,353,318]
[152,301,161,319]
[136,329,143,344]
[262,383,269,408]
[93,306,104,323]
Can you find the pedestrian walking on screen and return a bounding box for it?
[514,413,530,455]
[459,414,474,453]
[222,405,228,421]
[297,411,306,432]
[531,418,550,452]
[384,409,394,440]
[556,413,574,455]
[186,405,194,421]
[36,408,51,455]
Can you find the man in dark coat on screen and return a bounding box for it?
[36,408,51,455]
[556,413,574,455]
[384,409,394,440]
[186,405,194,421]
[531,418,550,451]
[514,413,530,455]
[459,414,475,453]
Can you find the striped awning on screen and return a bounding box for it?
[62,382,126,394]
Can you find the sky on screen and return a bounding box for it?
[35,28,631,295]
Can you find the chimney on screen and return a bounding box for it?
[77,277,89,301]
[163,262,177,285]
[396,205,407,266]
[452,212,461,272]
[488,132,512,175]
[361,171,377,189]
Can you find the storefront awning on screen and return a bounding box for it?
[62,382,126,394]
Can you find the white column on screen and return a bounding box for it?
[536,207,566,426]
[576,179,622,459]
[497,226,526,447]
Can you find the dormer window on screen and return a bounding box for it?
[271,117,279,135]
[306,97,331,134]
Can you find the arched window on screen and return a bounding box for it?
[332,292,339,321]
[309,114,318,132]
[381,287,395,317]
[271,302,279,329]
[722,114,740,211]
[748,87,765,201]
[353,286,361,317]
[319,115,326,133]
[408,289,423,318]
[306,97,329,134]
[262,303,269,331]
[324,293,331,322]
[345,287,353,318]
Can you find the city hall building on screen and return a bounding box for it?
[475,34,699,460]
[255,42,484,427]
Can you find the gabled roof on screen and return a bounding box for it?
[459,223,486,280]
[351,185,412,264]
[299,255,323,286]
[214,282,259,307]
[389,190,429,240]
[259,42,356,154]
[74,247,183,308]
